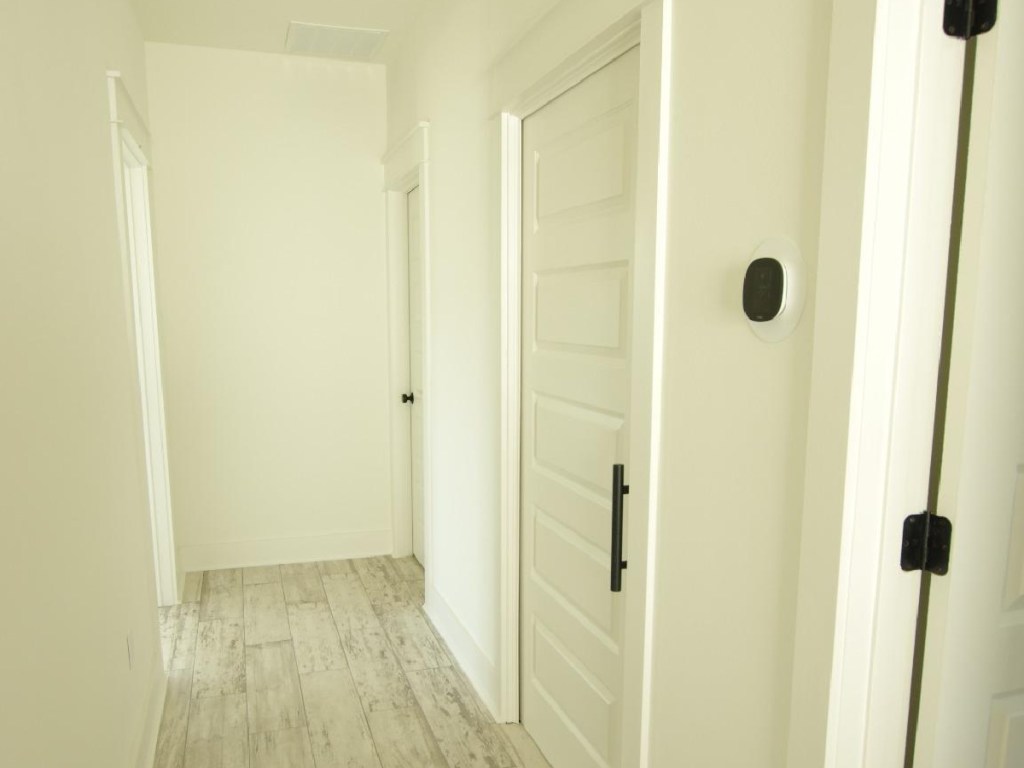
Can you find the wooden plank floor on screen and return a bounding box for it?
[155,556,551,768]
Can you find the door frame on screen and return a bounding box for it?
[384,123,433,569]
[107,72,179,607]
[785,0,965,764]
[497,5,672,766]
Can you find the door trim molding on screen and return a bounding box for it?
[497,7,672,767]
[505,13,643,119]
[107,71,179,608]
[383,123,432,572]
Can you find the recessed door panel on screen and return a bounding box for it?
[535,266,628,352]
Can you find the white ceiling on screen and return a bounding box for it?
[133,0,427,59]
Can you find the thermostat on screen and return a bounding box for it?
[743,238,805,342]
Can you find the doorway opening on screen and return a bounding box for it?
[108,73,178,610]
[385,124,432,575]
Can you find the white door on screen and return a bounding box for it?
[520,48,639,768]
[407,185,426,566]
[914,8,1024,766]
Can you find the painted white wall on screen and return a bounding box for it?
[145,44,392,572]
[646,0,832,763]
[0,1,167,766]
[388,1,832,761]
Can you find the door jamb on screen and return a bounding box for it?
[497,7,672,767]
[384,124,432,573]
[785,0,965,764]
[107,71,179,607]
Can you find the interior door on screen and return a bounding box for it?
[407,185,425,566]
[914,7,1024,766]
[519,48,639,768]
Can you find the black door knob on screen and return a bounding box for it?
[402,393,415,404]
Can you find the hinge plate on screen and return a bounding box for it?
[944,0,998,40]
[901,512,953,575]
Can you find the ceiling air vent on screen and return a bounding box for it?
[285,22,388,61]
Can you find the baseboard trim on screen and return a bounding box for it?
[177,529,393,572]
[135,658,168,768]
[424,584,500,720]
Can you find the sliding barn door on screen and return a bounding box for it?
[519,48,640,768]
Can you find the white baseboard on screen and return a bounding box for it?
[424,583,500,719]
[177,529,393,572]
[135,658,168,768]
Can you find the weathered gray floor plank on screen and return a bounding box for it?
[287,601,346,674]
[153,668,193,768]
[390,556,424,583]
[380,605,451,672]
[184,693,249,768]
[407,667,516,768]
[339,618,416,713]
[300,669,381,768]
[323,572,378,631]
[280,562,326,604]
[200,569,243,621]
[160,605,180,670]
[249,728,315,768]
[243,582,291,646]
[494,724,553,768]
[245,640,306,733]
[366,706,448,768]
[172,602,201,672]
[353,557,409,614]
[317,559,354,577]
[193,618,245,699]
[402,578,425,608]
[157,557,547,768]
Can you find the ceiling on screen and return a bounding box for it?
[133,0,427,60]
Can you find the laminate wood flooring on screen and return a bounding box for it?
[154,557,550,768]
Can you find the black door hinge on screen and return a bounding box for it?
[901,512,953,575]
[944,0,998,40]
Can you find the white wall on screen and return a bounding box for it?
[647,0,831,764]
[387,0,833,762]
[0,1,167,766]
[145,44,392,572]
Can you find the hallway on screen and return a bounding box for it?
[155,557,549,768]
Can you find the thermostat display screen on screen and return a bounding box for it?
[743,257,786,322]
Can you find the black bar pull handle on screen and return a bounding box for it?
[611,464,629,592]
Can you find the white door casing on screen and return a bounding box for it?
[384,124,430,567]
[107,72,178,607]
[519,47,640,768]
[407,185,426,565]
[914,6,1024,765]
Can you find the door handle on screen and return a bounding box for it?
[611,464,629,592]
[402,393,415,404]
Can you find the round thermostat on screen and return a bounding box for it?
[743,238,805,342]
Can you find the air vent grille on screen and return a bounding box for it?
[285,22,388,61]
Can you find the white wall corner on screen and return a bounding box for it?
[424,584,500,719]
